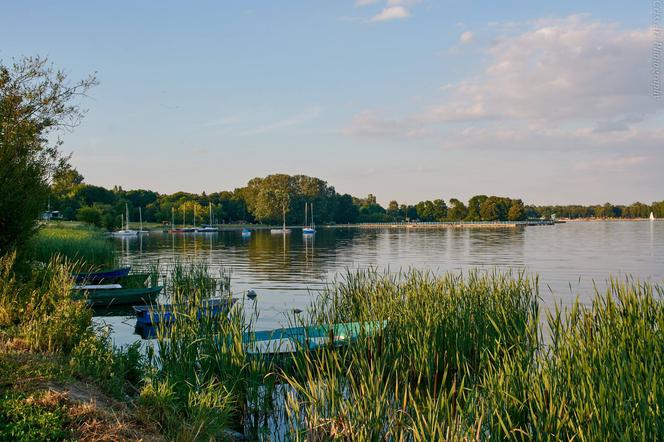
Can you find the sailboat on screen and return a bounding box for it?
[137,207,149,234]
[180,204,196,232]
[112,203,139,236]
[197,203,219,232]
[650,212,656,221]
[270,206,292,234]
[303,202,316,235]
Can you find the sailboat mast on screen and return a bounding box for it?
[305,203,308,227]
[125,203,130,230]
[182,205,186,228]
[311,203,314,228]
[209,204,212,225]
[139,207,143,232]
[194,204,196,227]
[171,208,175,230]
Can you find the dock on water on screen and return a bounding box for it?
[329,220,556,229]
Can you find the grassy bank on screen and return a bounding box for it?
[25,223,116,269]
[1,251,662,440]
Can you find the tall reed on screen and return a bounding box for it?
[25,223,116,269]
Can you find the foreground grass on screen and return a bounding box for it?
[1,250,662,440]
[24,223,116,269]
[0,253,159,441]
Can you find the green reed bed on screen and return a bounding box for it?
[25,223,116,269]
[283,271,663,441]
[128,263,663,440]
[143,261,275,440]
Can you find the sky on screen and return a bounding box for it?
[2,1,663,206]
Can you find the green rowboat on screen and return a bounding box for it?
[72,286,163,307]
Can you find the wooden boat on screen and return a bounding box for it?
[270,228,291,234]
[243,320,386,355]
[73,267,131,284]
[133,297,237,326]
[73,286,163,307]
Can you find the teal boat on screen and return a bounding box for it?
[243,320,386,355]
[73,286,163,307]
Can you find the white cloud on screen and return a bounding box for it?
[387,0,421,6]
[459,31,474,43]
[345,15,664,154]
[430,16,658,123]
[355,0,380,6]
[370,6,410,22]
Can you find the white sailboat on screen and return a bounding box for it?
[303,202,316,235]
[197,203,219,232]
[650,212,656,221]
[138,207,149,234]
[112,203,139,236]
[270,207,292,234]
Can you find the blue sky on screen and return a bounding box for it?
[2,1,662,205]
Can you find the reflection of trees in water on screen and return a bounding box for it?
[465,227,526,267]
[241,229,363,280]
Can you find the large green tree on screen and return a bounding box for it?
[0,57,96,252]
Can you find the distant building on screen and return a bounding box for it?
[41,210,63,220]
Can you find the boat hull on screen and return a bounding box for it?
[133,297,237,326]
[74,267,131,284]
[72,286,163,307]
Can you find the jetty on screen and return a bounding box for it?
[329,220,555,229]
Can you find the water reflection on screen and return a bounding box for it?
[97,222,664,347]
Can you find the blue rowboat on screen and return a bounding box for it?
[302,228,316,235]
[133,297,237,326]
[74,267,131,284]
[241,228,251,237]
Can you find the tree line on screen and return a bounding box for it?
[49,168,664,231]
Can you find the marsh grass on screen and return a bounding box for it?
[25,223,116,269]
[282,271,663,441]
[134,264,663,440]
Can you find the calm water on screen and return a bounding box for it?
[97,221,664,346]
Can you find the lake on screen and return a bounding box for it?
[97,221,664,347]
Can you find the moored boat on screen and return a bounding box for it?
[302,202,316,235]
[133,297,237,326]
[196,225,219,233]
[72,286,163,307]
[73,267,131,284]
[112,203,139,236]
[243,320,386,355]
